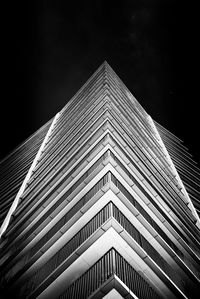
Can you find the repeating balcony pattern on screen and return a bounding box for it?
[155,122,200,218]
[0,62,199,299]
[0,120,52,228]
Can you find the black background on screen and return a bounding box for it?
[1,0,199,165]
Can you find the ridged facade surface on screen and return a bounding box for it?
[0,120,52,228]
[0,62,200,299]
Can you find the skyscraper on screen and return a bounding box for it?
[0,62,200,299]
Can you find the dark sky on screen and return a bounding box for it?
[1,0,200,164]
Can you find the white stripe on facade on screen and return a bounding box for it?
[147,115,200,229]
[0,112,61,237]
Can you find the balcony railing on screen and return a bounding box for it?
[59,248,162,299]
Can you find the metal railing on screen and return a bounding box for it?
[59,248,162,299]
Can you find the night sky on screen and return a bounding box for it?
[1,0,200,165]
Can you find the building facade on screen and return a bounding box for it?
[0,62,200,299]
